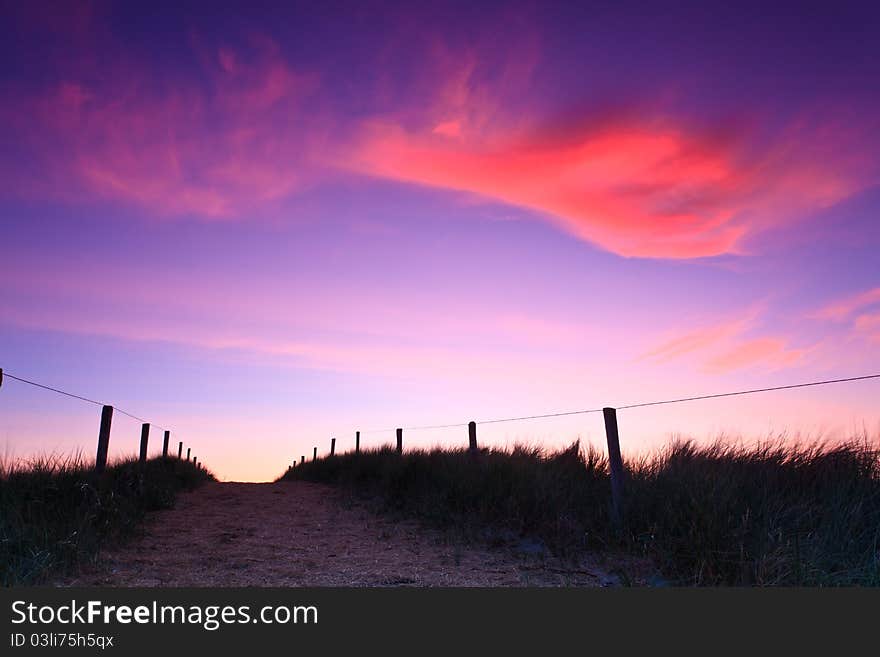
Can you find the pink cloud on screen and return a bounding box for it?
[813,287,880,321]
[0,253,604,384]
[2,299,591,387]
[641,321,746,362]
[3,40,321,219]
[1,19,872,262]
[853,313,880,343]
[702,337,805,374]
[810,288,880,348]
[642,307,808,374]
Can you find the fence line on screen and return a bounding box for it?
[0,367,203,473]
[313,372,880,521]
[4,365,879,487]
[353,373,880,437]
[323,372,880,446]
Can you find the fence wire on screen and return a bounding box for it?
[5,367,880,460]
[3,369,174,445]
[351,373,880,436]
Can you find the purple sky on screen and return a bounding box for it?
[1,2,879,481]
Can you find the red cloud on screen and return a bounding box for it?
[2,21,871,260]
[346,113,863,258]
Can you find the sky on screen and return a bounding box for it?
[1,1,879,481]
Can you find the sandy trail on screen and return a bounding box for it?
[62,481,611,586]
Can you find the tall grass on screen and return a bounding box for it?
[280,438,880,586]
[1,455,213,585]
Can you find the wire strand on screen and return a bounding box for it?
[616,373,880,411]
[7,367,880,455]
[353,373,880,435]
[357,407,605,435]
[2,372,104,406]
[3,370,167,433]
[479,408,604,425]
[403,421,470,431]
[114,407,150,425]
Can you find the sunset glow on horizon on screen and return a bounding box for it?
[2,2,879,482]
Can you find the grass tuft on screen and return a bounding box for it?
[0,455,213,585]
[280,437,880,586]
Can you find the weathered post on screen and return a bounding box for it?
[186,447,191,462]
[602,407,625,524]
[330,437,336,456]
[95,405,113,474]
[301,455,305,465]
[468,421,477,451]
[139,423,150,464]
[396,428,403,453]
[162,430,170,458]
[355,430,360,454]
[313,447,317,461]
[178,441,183,459]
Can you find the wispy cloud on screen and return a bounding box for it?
[641,319,750,362]
[812,287,880,321]
[853,313,880,343]
[642,307,807,374]
[702,337,804,374]
[2,23,872,262]
[3,38,322,218]
[809,287,880,348]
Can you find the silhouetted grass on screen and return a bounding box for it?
[1,455,213,585]
[280,438,880,586]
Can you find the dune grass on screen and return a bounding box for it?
[1,454,213,585]
[280,438,880,586]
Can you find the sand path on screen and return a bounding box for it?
[62,481,611,586]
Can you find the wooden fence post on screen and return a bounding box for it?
[355,431,360,454]
[396,428,403,453]
[313,447,317,461]
[602,407,625,524]
[186,447,191,462]
[301,455,305,465]
[162,431,170,458]
[139,423,150,464]
[331,437,336,456]
[468,421,477,451]
[95,405,113,474]
[178,441,183,459]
